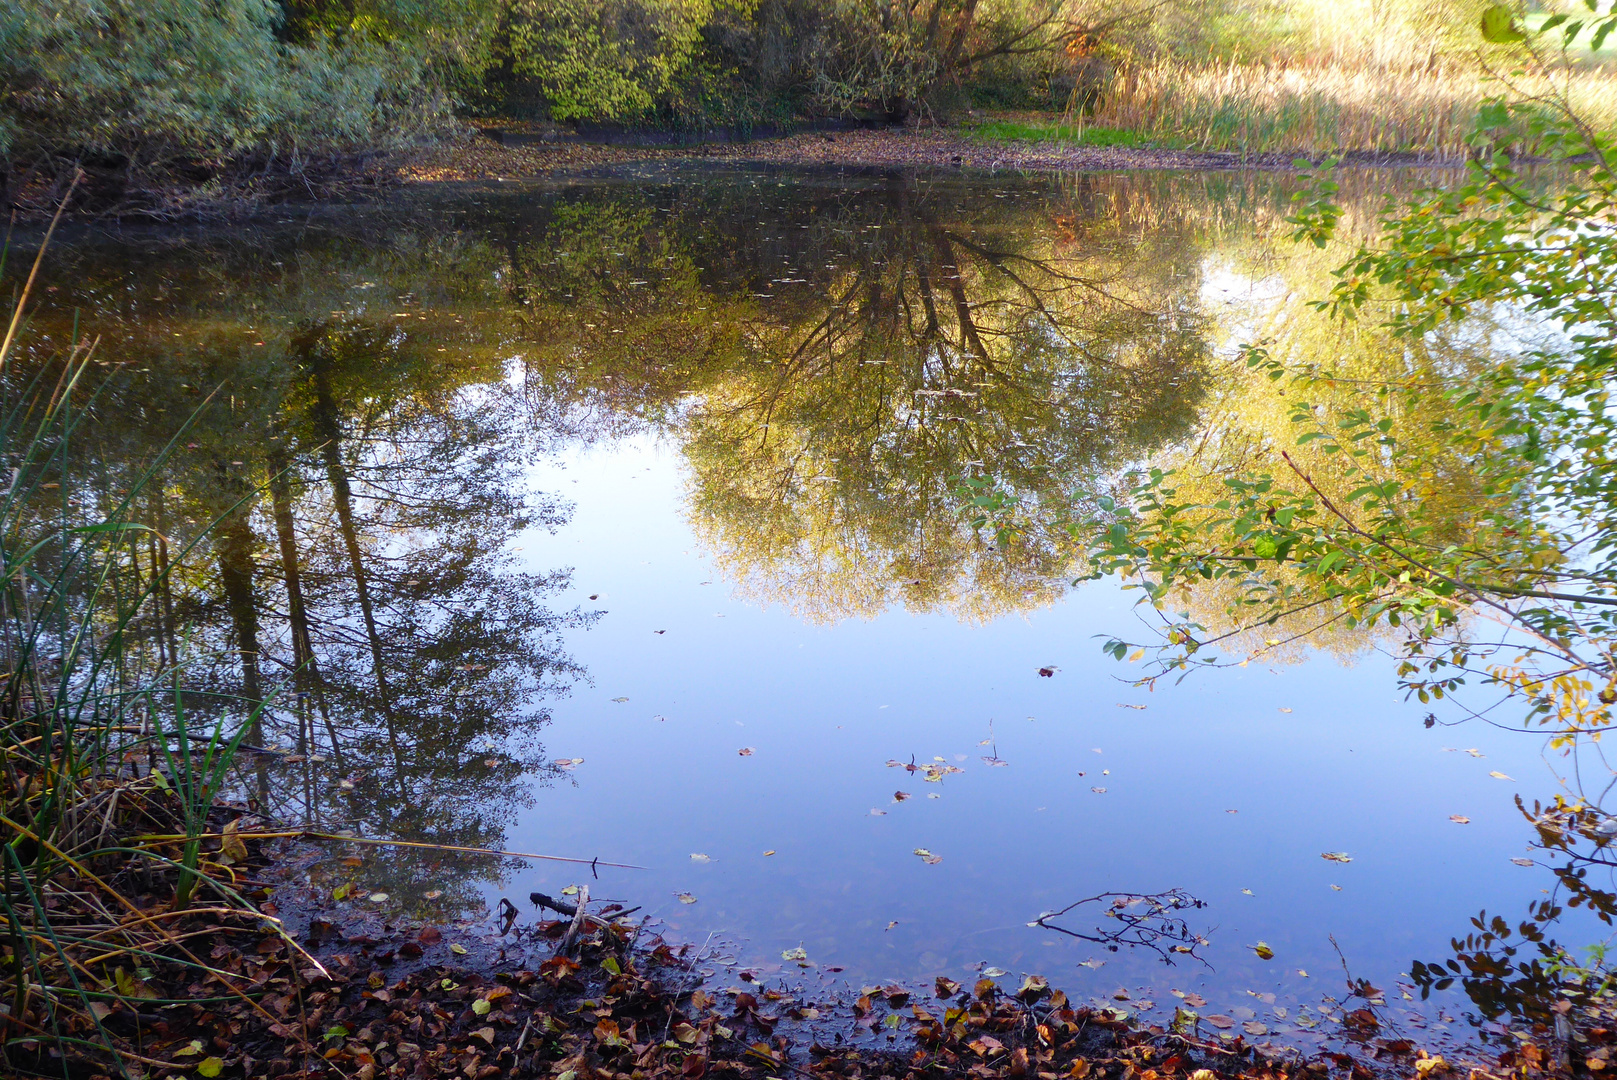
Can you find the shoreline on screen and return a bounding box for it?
[396,128,1468,185]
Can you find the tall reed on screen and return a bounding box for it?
[1088,60,1617,157]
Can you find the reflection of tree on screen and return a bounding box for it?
[503,171,1213,621]
[7,229,589,914]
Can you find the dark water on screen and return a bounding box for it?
[11,164,1602,1050]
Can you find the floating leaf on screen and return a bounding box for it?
[690,853,711,862]
[1243,1021,1268,1036]
[1512,857,1535,866]
[893,791,911,802]
[982,967,1009,978]
[1091,786,1107,794]
[1449,815,1471,824]
[1490,771,1515,781]
[611,696,630,703]
[1252,942,1274,960]
[782,946,809,961]
[1184,993,1206,1007]
[738,747,755,756]
[763,850,776,856]
[1204,1014,1235,1029]
[1321,851,1353,863]
[678,893,697,904]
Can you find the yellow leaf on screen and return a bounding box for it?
[1126,649,1144,663]
[197,1057,224,1077]
[449,943,468,955]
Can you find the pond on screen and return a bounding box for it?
[11,163,1603,1050]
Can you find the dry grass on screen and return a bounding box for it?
[1088,60,1617,158]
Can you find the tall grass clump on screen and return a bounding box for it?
[0,199,288,1077]
[1086,59,1617,158]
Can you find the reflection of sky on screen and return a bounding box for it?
[505,429,1600,1031]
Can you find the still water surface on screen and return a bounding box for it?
[18,164,1601,1044]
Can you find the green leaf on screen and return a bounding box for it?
[1481,6,1525,43]
[473,998,492,1015]
[197,1058,224,1078]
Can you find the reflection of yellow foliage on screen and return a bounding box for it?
[1147,221,1510,662]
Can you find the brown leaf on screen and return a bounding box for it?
[682,1054,707,1079]
[935,976,961,998]
[1203,1015,1235,1030]
[1243,1021,1267,1036]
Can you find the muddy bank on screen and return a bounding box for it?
[397,128,1464,184]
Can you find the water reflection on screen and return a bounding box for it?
[12,165,1613,1037]
[9,241,590,910]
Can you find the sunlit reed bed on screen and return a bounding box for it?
[1088,60,1617,157]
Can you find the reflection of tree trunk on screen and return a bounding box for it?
[214,491,262,714]
[214,479,269,802]
[306,351,408,779]
[268,449,343,766]
[929,226,989,361]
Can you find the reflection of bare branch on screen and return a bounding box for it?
[1033,890,1211,966]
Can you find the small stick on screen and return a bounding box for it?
[558,884,590,957]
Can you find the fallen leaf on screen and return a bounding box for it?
[763,850,776,856]
[1252,942,1274,960]
[678,893,697,904]
[782,946,809,961]
[1512,857,1535,866]
[1450,815,1471,824]
[738,747,755,756]
[1490,771,1515,781]
[611,697,630,703]
[423,889,442,900]
[1278,707,1292,713]
[1204,1014,1235,1030]
[913,847,934,857]
[1091,786,1107,794]
[450,943,468,955]
[473,998,491,1016]
[894,791,911,802]
[368,892,389,902]
[197,1058,224,1078]
[1018,975,1050,999]
[690,853,711,862]
[982,967,1009,978]
[1321,851,1353,863]
[1184,993,1206,1007]
[1243,1021,1268,1036]
[885,921,898,930]
[869,808,887,815]
[936,976,960,997]
[1038,666,1057,677]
